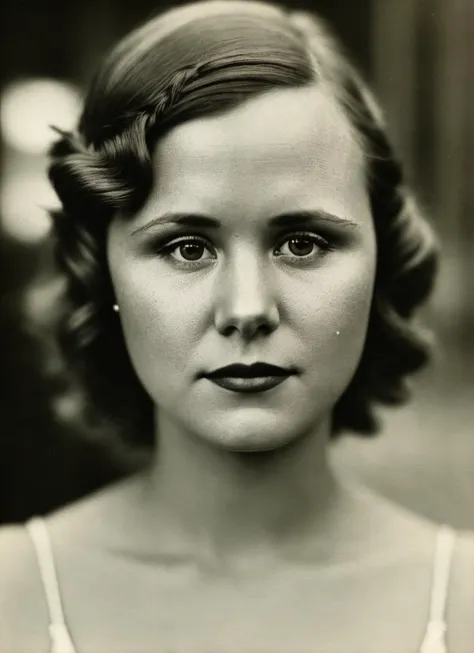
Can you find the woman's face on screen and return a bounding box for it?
[107,85,376,451]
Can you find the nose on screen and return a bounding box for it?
[213,251,280,340]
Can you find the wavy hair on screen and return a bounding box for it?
[46,0,439,449]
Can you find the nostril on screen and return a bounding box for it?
[221,324,236,337]
[219,319,273,339]
[256,322,273,336]
[214,298,280,338]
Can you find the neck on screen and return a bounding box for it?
[133,411,356,574]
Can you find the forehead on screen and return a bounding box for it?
[143,86,368,220]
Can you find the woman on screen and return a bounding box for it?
[1,1,473,651]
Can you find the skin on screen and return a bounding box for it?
[105,84,378,566]
[108,85,376,455]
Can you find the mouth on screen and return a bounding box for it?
[202,362,298,394]
[206,375,292,393]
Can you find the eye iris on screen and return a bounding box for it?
[179,242,204,261]
[288,237,314,256]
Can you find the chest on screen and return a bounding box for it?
[57,556,433,653]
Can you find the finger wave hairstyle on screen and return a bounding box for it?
[47,0,439,450]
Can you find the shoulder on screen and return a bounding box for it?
[0,520,51,652]
[0,520,44,601]
[448,528,474,651]
[353,490,473,650]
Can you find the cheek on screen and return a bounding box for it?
[292,247,374,320]
[331,269,374,332]
[332,275,374,375]
[112,267,207,384]
[288,255,375,372]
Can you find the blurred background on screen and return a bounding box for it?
[0,0,473,528]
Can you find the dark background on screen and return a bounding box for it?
[0,0,473,527]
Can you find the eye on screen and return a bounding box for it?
[157,236,216,265]
[274,232,331,259]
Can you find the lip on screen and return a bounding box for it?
[206,375,291,393]
[205,362,295,379]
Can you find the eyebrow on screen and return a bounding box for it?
[130,210,359,236]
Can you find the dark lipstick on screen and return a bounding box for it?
[203,362,296,393]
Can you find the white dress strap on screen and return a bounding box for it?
[25,517,77,653]
[419,525,457,653]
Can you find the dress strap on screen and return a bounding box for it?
[25,517,77,653]
[419,525,457,653]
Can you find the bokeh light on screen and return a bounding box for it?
[0,167,58,243]
[0,78,82,243]
[0,78,82,154]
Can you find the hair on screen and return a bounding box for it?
[45,0,439,451]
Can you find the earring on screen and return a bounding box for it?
[113,304,120,313]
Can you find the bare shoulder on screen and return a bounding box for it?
[449,528,474,651]
[0,521,43,599]
[0,521,51,652]
[0,481,134,653]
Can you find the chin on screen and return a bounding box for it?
[202,421,312,454]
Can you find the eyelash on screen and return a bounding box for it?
[154,232,335,269]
